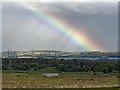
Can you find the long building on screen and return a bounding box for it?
[2,50,120,60]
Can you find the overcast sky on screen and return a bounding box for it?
[2,2,118,52]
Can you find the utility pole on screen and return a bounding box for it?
[14,51,16,58]
[31,50,34,58]
[8,50,12,70]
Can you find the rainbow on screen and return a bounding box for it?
[21,2,102,51]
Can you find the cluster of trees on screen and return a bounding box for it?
[2,58,119,74]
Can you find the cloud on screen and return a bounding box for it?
[31,2,118,51]
[2,2,118,51]
[0,3,2,52]
[37,2,117,15]
[2,3,74,51]
[2,0,119,2]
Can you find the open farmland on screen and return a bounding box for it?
[2,71,119,88]
[2,58,119,89]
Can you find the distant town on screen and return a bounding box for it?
[2,50,120,60]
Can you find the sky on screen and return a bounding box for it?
[0,2,2,53]
[1,2,118,52]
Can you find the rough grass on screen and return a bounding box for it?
[2,71,119,88]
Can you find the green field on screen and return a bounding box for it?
[2,70,119,89]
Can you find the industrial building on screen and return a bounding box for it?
[2,50,120,60]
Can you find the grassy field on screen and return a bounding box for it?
[2,70,119,89]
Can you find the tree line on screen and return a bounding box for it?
[2,58,119,74]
